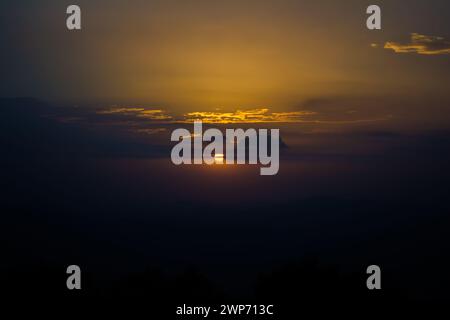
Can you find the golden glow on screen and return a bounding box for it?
[22,2,450,110]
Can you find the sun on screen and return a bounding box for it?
[214,153,224,164]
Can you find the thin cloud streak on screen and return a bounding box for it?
[97,107,173,120]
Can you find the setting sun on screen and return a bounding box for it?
[214,153,224,164]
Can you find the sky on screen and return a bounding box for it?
[1,0,449,125]
[1,0,449,179]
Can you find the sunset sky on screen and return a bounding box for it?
[1,0,449,131]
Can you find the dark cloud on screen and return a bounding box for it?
[0,98,169,159]
[293,96,394,124]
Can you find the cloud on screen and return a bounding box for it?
[183,109,316,124]
[94,104,388,128]
[0,98,169,159]
[97,107,172,120]
[384,33,450,55]
[134,128,167,135]
[97,107,318,124]
[293,97,393,125]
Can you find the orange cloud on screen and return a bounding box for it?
[94,106,387,126]
[384,33,450,55]
[184,109,316,124]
